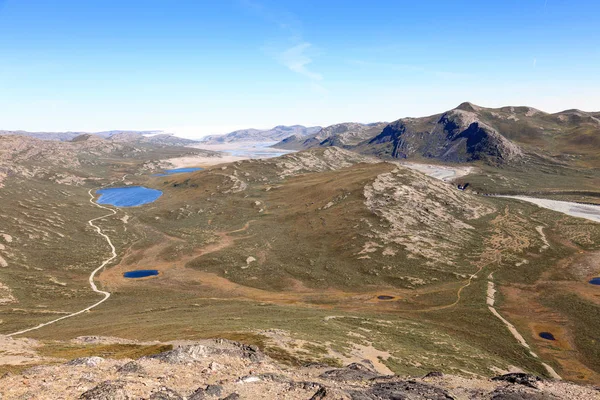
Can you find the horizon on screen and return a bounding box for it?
[1,0,599,139]
[1,100,597,139]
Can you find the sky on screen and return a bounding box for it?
[0,0,598,138]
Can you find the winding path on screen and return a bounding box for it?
[7,189,118,337]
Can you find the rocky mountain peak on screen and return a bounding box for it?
[455,101,483,113]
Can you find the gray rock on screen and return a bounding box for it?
[68,357,105,367]
[79,380,130,400]
[188,389,206,400]
[310,386,330,400]
[189,384,223,399]
[256,373,288,383]
[423,371,444,378]
[148,340,263,365]
[205,385,223,396]
[117,361,146,375]
[490,387,554,400]
[289,381,323,391]
[348,380,455,400]
[320,363,382,382]
[149,387,183,399]
[491,373,542,389]
[147,345,213,364]
[220,394,240,400]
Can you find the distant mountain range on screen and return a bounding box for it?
[0,130,199,147]
[200,125,322,144]
[274,122,388,150]
[273,102,600,166]
[5,102,599,167]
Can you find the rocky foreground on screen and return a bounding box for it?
[1,338,598,399]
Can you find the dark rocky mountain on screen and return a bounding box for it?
[359,104,523,164]
[273,102,600,166]
[200,125,321,144]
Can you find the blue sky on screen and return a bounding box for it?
[0,0,598,137]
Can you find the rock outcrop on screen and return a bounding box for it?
[1,338,598,399]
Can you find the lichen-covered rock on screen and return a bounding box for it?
[1,337,599,400]
[320,363,382,382]
[220,394,240,400]
[117,361,146,375]
[492,373,542,389]
[148,340,264,364]
[68,357,105,367]
[489,387,552,400]
[149,387,183,399]
[79,380,129,400]
[189,384,224,399]
[348,380,455,400]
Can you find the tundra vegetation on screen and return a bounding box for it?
[0,105,599,393]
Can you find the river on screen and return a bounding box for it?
[495,195,600,223]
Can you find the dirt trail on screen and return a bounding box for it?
[486,274,561,380]
[103,217,475,312]
[410,262,489,312]
[7,189,119,337]
[536,226,550,251]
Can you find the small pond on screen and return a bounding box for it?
[377,295,395,300]
[539,332,556,341]
[589,277,600,285]
[123,270,159,278]
[154,167,203,176]
[96,186,163,207]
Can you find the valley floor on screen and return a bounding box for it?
[1,147,600,388]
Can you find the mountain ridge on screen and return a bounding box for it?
[272,102,600,167]
[0,130,202,147]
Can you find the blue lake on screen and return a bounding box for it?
[589,277,600,285]
[96,186,163,207]
[154,167,203,176]
[123,269,159,278]
[539,332,556,341]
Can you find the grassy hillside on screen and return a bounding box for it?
[273,103,600,196]
[2,147,599,383]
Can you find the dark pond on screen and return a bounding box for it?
[539,332,556,341]
[123,270,159,278]
[377,295,395,300]
[154,167,203,176]
[96,186,163,207]
[589,277,600,285]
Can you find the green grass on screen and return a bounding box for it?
[37,343,173,360]
[541,294,600,373]
[2,147,600,383]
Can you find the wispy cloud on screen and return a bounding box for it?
[278,42,322,81]
[241,0,326,93]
